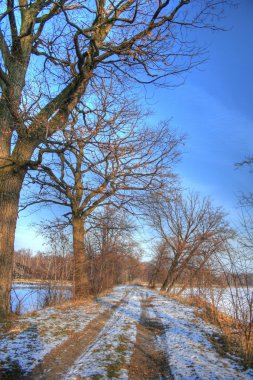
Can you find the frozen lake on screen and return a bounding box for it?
[179,286,253,321]
[11,283,72,314]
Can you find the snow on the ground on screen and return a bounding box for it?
[0,286,128,374]
[148,291,253,380]
[1,285,253,379]
[0,304,102,373]
[64,287,144,380]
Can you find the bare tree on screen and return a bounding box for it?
[208,241,253,366]
[145,191,234,292]
[86,206,141,294]
[148,241,169,288]
[0,0,230,316]
[23,92,181,298]
[236,155,253,208]
[236,155,253,252]
[39,222,73,283]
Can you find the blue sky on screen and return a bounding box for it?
[15,1,253,251]
[145,0,253,211]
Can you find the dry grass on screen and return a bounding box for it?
[0,313,26,335]
[13,279,72,286]
[127,280,147,287]
[54,295,95,310]
[163,292,253,369]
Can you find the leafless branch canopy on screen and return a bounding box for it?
[0,0,230,173]
[144,190,234,291]
[23,89,182,222]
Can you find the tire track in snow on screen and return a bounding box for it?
[148,293,253,380]
[63,287,143,379]
[28,289,130,380]
[129,295,172,380]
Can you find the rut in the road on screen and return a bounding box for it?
[28,301,119,380]
[129,297,173,380]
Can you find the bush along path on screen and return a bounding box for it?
[0,286,253,379]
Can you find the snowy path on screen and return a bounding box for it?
[64,288,142,379]
[0,286,253,379]
[147,291,253,380]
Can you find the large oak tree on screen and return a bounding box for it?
[24,90,181,298]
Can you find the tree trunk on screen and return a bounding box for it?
[149,255,163,288]
[160,259,178,291]
[0,171,25,319]
[160,272,171,291]
[72,217,89,299]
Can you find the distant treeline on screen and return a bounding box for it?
[14,249,253,293]
[13,247,147,295]
[14,249,73,282]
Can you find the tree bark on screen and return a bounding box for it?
[0,170,25,318]
[72,217,89,299]
[160,259,179,291]
[149,253,163,288]
[160,272,171,291]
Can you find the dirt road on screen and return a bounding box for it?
[0,286,252,379]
